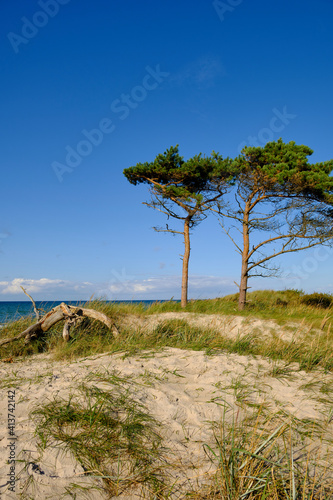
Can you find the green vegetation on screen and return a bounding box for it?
[1,290,333,373]
[147,289,333,325]
[31,372,167,498]
[198,406,333,499]
[300,292,333,309]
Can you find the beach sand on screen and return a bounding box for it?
[0,313,332,498]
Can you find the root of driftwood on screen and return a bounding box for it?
[0,303,119,347]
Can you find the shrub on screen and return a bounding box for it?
[301,292,333,308]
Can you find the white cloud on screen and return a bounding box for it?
[101,274,236,300]
[0,275,238,301]
[0,278,66,295]
[0,278,96,300]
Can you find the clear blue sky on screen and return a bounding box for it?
[1,0,333,301]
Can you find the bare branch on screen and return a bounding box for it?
[153,226,183,235]
[247,234,295,260]
[247,239,329,273]
[143,201,184,220]
[219,222,242,254]
[20,286,40,321]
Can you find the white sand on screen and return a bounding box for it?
[0,314,332,498]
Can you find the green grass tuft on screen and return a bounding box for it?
[31,372,168,498]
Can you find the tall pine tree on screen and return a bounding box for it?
[124,145,235,307]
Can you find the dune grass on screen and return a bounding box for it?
[146,289,333,327]
[194,406,333,499]
[1,290,333,373]
[31,371,167,498]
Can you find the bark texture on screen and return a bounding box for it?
[181,216,191,308]
[239,202,250,310]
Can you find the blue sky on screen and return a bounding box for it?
[1,0,333,301]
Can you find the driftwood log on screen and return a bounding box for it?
[0,302,119,347]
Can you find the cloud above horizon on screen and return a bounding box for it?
[0,275,237,301]
[0,278,92,298]
[91,274,236,300]
[0,278,65,295]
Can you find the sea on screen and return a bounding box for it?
[0,300,163,326]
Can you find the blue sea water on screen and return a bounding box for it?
[0,300,161,326]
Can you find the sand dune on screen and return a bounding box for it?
[0,314,332,498]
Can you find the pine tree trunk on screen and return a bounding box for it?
[238,203,250,310]
[181,217,191,308]
[239,263,248,311]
